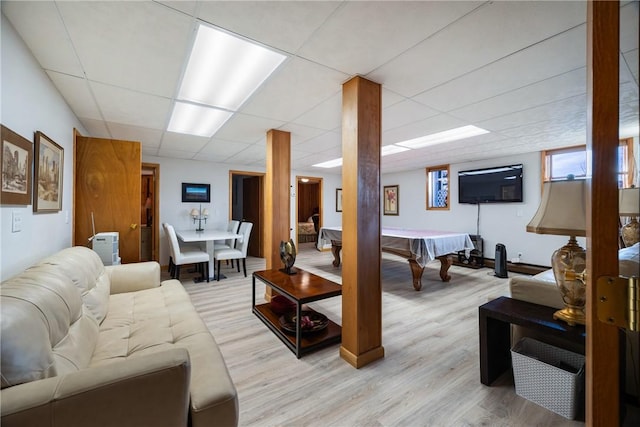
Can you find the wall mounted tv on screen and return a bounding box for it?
[182,182,210,203]
[458,164,523,204]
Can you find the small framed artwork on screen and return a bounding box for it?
[336,188,343,212]
[34,131,64,213]
[383,185,399,215]
[182,182,211,203]
[1,125,33,206]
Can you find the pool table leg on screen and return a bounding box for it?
[437,255,453,282]
[330,241,342,267]
[408,259,425,291]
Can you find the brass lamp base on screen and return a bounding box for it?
[553,306,586,326]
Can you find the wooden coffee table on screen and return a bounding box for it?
[252,268,342,358]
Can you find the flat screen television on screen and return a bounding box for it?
[458,164,523,204]
[182,182,210,203]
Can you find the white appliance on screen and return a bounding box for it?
[92,232,121,265]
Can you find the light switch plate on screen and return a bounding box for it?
[12,210,22,232]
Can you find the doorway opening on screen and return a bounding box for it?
[296,176,323,247]
[141,163,159,262]
[229,171,264,258]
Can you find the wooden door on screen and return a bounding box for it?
[243,175,262,257]
[75,135,141,263]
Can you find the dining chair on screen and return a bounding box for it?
[214,220,241,268]
[213,222,253,281]
[165,223,210,282]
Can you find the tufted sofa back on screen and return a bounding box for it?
[1,247,109,388]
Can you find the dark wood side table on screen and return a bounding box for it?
[253,268,342,358]
[479,296,586,385]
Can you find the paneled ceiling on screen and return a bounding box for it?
[2,1,638,174]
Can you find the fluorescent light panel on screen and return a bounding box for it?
[381,145,410,156]
[167,102,233,138]
[313,144,410,168]
[179,24,286,111]
[396,125,489,149]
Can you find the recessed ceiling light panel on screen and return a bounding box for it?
[396,125,489,149]
[313,158,343,168]
[167,102,233,138]
[179,24,287,111]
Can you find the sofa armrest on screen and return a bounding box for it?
[1,348,191,427]
[508,272,564,309]
[106,261,161,294]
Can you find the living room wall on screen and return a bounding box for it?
[1,15,86,281]
[381,153,584,267]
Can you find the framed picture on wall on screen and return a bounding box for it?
[34,131,63,213]
[336,188,342,212]
[1,125,33,206]
[383,185,399,215]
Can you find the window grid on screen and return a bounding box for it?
[426,165,450,210]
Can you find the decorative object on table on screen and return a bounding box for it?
[190,204,208,231]
[1,125,32,206]
[279,238,297,275]
[270,295,296,315]
[526,177,586,326]
[279,310,329,335]
[335,188,342,212]
[619,186,640,247]
[383,184,399,215]
[33,131,63,213]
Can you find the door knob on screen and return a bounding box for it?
[130,223,138,230]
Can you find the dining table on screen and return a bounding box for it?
[176,228,242,281]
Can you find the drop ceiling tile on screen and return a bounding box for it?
[297,1,480,75]
[156,148,197,160]
[2,1,84,76]
[241,57,349,122]
[224,144,268,165]
[57,1,192,97]
[198,139,252,159]
[196,1,341,53]
[105,122,163,147]
[156,1,198,16]
[449,68,586,123]
[622,49,639,83]
[214,113,285,144]
[294,131,341,153]
[279,124,328,144]
[79,118,111,138]
[383,99,440,132]
[369,0,586,97]
[161,132,209,152]
[413,25,586,112]
[478,95,586,132]
[90,81,171,129]
[291,92,342,131]
[46,71,102,119]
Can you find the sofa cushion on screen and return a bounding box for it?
[92,280,238,426]
[39,247,110,324]
[1,267,99,388]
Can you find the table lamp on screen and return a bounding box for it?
[619,186,640,247]
[190,204,208,231]
[526,178,587,326]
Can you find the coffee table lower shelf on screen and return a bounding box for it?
[253,303,341,358]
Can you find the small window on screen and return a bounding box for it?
[426,165,449,210]
[543,140,635,188]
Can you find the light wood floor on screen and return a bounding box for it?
[170,243,586,426]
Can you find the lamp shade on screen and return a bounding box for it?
[526,179,586,237]
[619,187,640,216]
[190,208,199,217]
[202,208,209,216]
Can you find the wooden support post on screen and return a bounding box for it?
[586,1,620,425]
[264,130,291,300]
[339,76,384,368]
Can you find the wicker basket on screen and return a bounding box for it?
[511,337,585,420]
